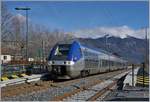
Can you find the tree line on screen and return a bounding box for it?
[1,3,74,61]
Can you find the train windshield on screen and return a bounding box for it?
[54,44,71,56]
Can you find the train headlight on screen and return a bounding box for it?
[48,61,54,65]
[68,61,70,64]
[65,61,70,65]
[48,61,52,65]
[66,61,74,65]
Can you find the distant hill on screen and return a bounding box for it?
[78,36,148,64]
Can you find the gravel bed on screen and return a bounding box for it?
[63,80,113,101]
[3,86,77,101]
[2,79,88,101]
[2,70,126,101]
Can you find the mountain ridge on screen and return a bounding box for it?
[77,35,148,64]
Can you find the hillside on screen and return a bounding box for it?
[78,36,148,64]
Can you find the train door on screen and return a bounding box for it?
[98,56,101,73]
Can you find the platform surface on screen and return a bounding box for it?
[0,73,46,87]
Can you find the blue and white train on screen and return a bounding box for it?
[48,39,127,79]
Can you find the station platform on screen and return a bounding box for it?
[104,86,149,101]
[136,67,149,86]
[1,73,29,81]
[123,67,149,87]
[123,67,139,87]
[0,73,46,87]
[103,67,149,101]
[1,78,26,87]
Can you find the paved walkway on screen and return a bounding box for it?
[103,67,149,101]
[123,67,140,87]
[123,67,149,87]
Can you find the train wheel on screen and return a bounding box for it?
[86,70,90,76]
[81,71,86,77]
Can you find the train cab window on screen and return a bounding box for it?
[3,56,7,60]
[54,44,71,56]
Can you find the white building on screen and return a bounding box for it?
[1,55,12,63]
[28,58,34,62]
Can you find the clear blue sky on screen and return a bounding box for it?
[4,1,149,32]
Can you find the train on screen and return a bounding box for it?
[48,39,127,79]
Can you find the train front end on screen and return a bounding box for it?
[48,41,83,79]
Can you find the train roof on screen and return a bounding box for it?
[58,38,108,53]
[57,38,127,62]
[58,39,113,54]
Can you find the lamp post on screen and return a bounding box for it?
[15,7,31,61]
[145,27,148,70]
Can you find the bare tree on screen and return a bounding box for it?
[1,3,13,41]
[1,3,75,60]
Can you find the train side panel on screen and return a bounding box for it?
[48,40,127,79]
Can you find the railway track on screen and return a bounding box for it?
[61,80,117,101]
[1,80,53,98]
[2,69,130,101]
[53,69,129,101]
[87,80,117,101]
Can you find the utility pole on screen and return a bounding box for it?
[26,9,29,61]
[145,28,148,70]
[142,27,148,87]
[15,7,31,61]
[142,62,145,87]
[42,40,45,69]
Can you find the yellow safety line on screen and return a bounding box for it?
[137,81,149,83]
[137,77,149,78]
[136,82,149,85]
[137,78,149,79]
[20,73,28,77]
[137,79,149,81]
[137,78,149,80]
[137,82,149,84]
[11,75,19,79]
[1,77,9,81]
[137,76,149,78]
[137,80,149,83]
[137,80,149,81]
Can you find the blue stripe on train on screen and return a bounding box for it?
[48,44,57,60]
[67,41,82,62]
